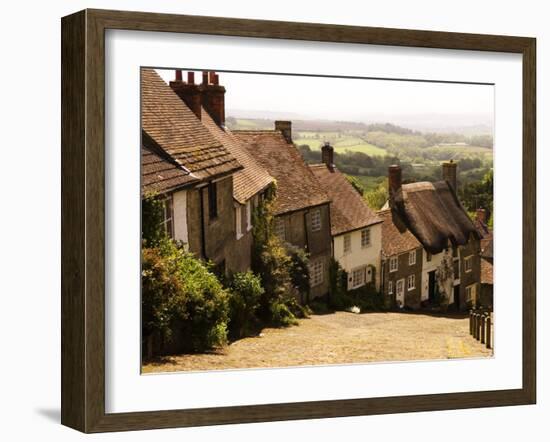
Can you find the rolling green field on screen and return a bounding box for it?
[295,133,387,156]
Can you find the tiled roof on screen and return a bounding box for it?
[141,69,242,181]
[378,209,422,257]
[234,130,330,215]
[391,181,479,254]
[200,110,274,204]
[474,218,492,240]
[309,164,381,236]
[141,130,199,194]
[481,257,493,285]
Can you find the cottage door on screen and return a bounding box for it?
[396,279,405,308]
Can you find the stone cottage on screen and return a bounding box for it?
[169,70,275,273]
[310,143,383,291]
[384,162,482,310]
[141,68,245,275]
[378,209,424,309]
[234,122,332,300]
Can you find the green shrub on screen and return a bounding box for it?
[142,242,229,353]
[347,285,385,312]
[142,192,169,247]
[228,271,264,338]
[269,301,298,327]
[285,243,310,304]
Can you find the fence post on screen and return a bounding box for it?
[475,313,481,341]
[480,314,486,344]
[486,315,492,349]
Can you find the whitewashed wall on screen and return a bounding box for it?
[172,190,188,249]
[333,224,382,290]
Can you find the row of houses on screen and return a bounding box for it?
[141,68,492,311]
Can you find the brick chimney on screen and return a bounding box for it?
[321,142,335,172]
[201,71,226,126]
[388,165,402,203]
[442,160,458,193]
[275,121,292,144]
[169,70,202,119]
[476,208,487,224]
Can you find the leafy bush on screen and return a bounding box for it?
[269,301,298,327]
[285,243,310,304]
[347,285,385,312]
[142,242,229,353]
[142,192,169,247]
[228,271,264,339]
[251,185,299,326]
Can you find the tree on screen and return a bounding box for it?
[364,179,389,210]
[435,252,454,312]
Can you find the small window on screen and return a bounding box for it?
[309,260,324,287]
[208,182,218,220]
[426,252,432,262]
[310,209,321,232]
[464,255,473,273]
[407,274,415,291]
[160,196,173,238]
[350,266,366,289]
[246,200,252,231]
[388,280,393,294]
[361,227,371,248]
[274,217,285,240]
[235,205,243,239]
[343,234,351,254]
[408,250,416,266]
[389,256,398,273]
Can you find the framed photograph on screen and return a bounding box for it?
[61,9,536,433]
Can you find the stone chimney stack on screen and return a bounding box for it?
[321,142,335,172]
[169,70,202,119]
[476,208,487,224]
[201,71,226,126]
[388,165,402,203]
[275,120,292,144]
[442,160,458,193]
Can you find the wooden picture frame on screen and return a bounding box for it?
[61,8,536,433]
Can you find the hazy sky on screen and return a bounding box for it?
[156,68,494,131]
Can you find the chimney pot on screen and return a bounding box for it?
[388,165,402,203]
[321,142,335,172]
[442,160,458,192]
[476,208,487,223]
[170,72,202,120]
[201,73,226,126]
[275,120,292,144]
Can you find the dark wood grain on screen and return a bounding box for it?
[61,8,537,433]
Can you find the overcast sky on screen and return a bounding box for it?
[156,68,494,132]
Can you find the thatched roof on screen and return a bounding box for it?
[391,180,479,254]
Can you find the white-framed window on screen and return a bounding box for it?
[408,250,416,265]
[361,227,371,248]
[235,205,243,239]
[407,274,415,291]
[246,200,252,231]
[309,260,324,287]
[388,280,393,294]
[466,283,477,304]
[389,256,398,272]
[350,266,366,289]
[311,209,321,232]
[464,255,473,272]
[160,195,173,238]
[274,217,285,240]
[343,234,351,254]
